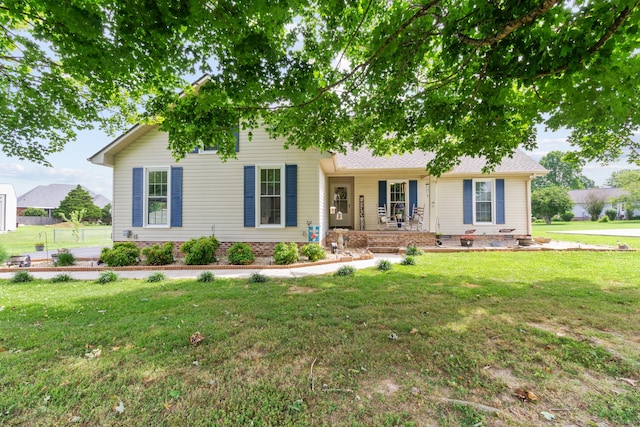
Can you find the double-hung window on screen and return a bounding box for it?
[473,179,493,223]
[146,168,169,226]
[258,165,284,226]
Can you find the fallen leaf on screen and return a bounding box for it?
[164,402,174,411]
[113,401,125,414]
[410,328,419,335]
[540,411,555,420]
[618,377,637,387]
[85,348,102,359]
[189,332,205,346]
[514,388,538,402]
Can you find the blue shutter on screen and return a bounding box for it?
[170,167,183,227]
[378,181,387,208]
[496,179,505,224]
[285,164,297,227]
[190,147,199,154]
[244,166,255,227]
[132,168,143,227]
[409,180,417,214]
[463,179,473,224]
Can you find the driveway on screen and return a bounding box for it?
[549,228,640,237]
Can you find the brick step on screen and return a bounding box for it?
[368,246,400,254]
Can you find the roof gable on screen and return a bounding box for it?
[17,184,111,209]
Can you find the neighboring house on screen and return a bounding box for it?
[17,184,111,218]
[568,188,636,220]
[0,183,17,232]
[88,123,547,255]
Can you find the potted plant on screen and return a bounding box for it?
[34,242,45,251]
[459,235,475,247]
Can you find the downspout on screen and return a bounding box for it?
[526,175,534,235]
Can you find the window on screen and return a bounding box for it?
[259,166,284,226]
[147,168,169,226]
[389,181,407,220]
[474,179,493,223]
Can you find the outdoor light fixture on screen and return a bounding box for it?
[122,229,132,238]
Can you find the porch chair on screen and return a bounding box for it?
[405,204,425,231]
[377,204,398,230]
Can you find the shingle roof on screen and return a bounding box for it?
[17,184,111,209]
[333,147,547,175]
[568,188,628,203]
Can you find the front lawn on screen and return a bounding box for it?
[1,251,639,426]
[533,220,640,247]
[0,224,112,255]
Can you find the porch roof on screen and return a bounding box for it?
[333,148,547,175]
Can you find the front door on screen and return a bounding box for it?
[329,181,353,228]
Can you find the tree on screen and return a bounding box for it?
[101,203,112,225]
[531,151,595,190]
[583,190,608,221]
[54,185,102,222]
[21,207,47,216]
[606,169,640,218]
[531,186,573,224]
[2,1,640,174]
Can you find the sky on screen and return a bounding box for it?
[0,126,638,202]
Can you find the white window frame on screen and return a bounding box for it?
[387,180,408,221]
[144,166,171,228]
[472,178,494,224]
[256,164,285,228]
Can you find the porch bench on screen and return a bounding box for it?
[6,255,31,267]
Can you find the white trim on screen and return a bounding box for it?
[255,164,286,228]
[387,179,408,222]
[144,166,171,228]
[472,178,494,225]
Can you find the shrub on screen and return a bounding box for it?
[100,242,140,267]
[599,215,609,223]
[21,207,47,216]
[300,243,326,262]
[560,211,575,222]
[51,273,73,283]
[55,252,75,267]
[0,245,8,264]
[142,242,175,266]
[147,272,166,283]
[405,244,423,256]
[334,265,356,277]
[181,236,220,265]
[97,270,118,284]
[274,242,299,265]
[197,271,215,282]
[248,273,269,283]
[227,243,255,265]
[377,259,392,271]
[605,209,617,221]
[401,255,416,265]
[10,270,34,283]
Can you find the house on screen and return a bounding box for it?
[568,188,637,220]
[88,122,547,255]
[0,183,17,232]
[17,184,111,219]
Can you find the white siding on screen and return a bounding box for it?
[113,127,327,243]
[0,184,17,232]
[435,177,530,235]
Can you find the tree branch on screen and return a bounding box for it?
[334,0,373,73]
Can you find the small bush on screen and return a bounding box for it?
[274,242,299,265]
[300,243,327,262]
[147,272,166,283]
[334,265,356,277]
[605,209,617,221]
[227,243,255,265]
[248,273,269,283]
[560,211,575,222]
[377,259,392,271]
[197,271,215,282]
[21,207,47,216]
[405,244,423,256]
[599,215,610,223]
[10,270,34,283]
[401,255,416,265]
[181,236,220,265]
[0,245,8,264]
[142,242,175,266]
[96,270,118,284]
[55,252,75,267]
[100,242,140,267]
[51,273,73,283]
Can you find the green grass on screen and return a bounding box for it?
[2,251,639,426]
[533,220,640,247]
[0,224,112,255]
